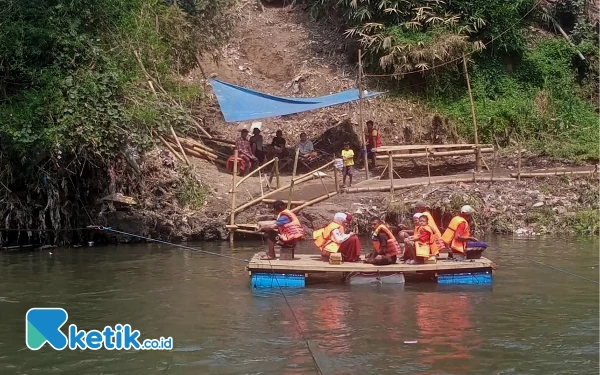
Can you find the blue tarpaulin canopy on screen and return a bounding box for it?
[209,79,385,123]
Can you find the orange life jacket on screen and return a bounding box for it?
[422,211,441,236]
[415,225,435,258]
[366,128,382,148]
[420,211,443,255]
[441,216,470,254]
[313,222,342,253]
[277,210,304,243]
[372,224,400,257]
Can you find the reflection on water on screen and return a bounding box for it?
[0,237,598,375]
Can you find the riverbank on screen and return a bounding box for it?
[94,155,597,245]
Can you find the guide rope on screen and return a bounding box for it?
[263,257,325,375]
[95,226,325,375]
[519,256,599,285]
[93,226,249,263]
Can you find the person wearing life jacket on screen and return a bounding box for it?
[441,205,479,259]
[358,120,381,168]
[401,213,423,263]
[365,218,401,265]
[406,214,438,264]
[414,200,445,255]
[258,200,304,260]
[312,212,361,262]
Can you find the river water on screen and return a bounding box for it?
[0,237,598,375]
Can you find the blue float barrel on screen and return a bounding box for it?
[437,272,493,285]
[251,273,305,288]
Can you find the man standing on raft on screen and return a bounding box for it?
[258,200,304,260]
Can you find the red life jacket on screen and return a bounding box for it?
[277,210,304,243]
[365,128,382,148]
[372,224,400,257]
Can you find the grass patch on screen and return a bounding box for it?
[174,167,209,210]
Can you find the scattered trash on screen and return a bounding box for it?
[404,340,418,344]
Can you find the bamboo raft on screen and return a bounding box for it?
[247,252,495,287]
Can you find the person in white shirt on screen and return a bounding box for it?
[296,132,318,162]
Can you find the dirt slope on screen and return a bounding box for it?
[192,0,446,146]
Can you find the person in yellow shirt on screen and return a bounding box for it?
[341,141,355,187]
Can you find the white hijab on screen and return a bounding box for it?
[333,212,348,224]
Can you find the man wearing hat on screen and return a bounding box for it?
[235,128,258,174]
[441,205,479,259]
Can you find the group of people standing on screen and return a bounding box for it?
[258,199,481,264]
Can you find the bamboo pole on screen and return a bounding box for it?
[233,158,276,189]
[388,153,394,197]
[287,148,300,209]
[165,141,217,161]
[167,135,217,155]
[190,117,212,139]
[258,169,264,197]
[490,146,497,185]
[425,147,431,185]
[229,150,238,245]
[358,49,369,179]
[517,141,522,182]
[170,126,190,165]
[509,170,596,178]
[191,146,218,160]
[235,229,262,235]
[291,192,339,213]
[158,135,185,162]
[262,199,307,205]
[168,143,216,161]
[234,160,335,213]
[199,135,235,145]
[345,177,516,193]
[375,143,493,152]
[317,172,329,195]
[275,157,280,188]
[333,156,340,192]
[463,54,481,172]
[374,148,494,160]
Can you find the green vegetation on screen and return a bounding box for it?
[0,0,233,235]
[310,0,599,161]
[175,167,209,210]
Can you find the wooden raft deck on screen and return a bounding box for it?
[247,253,494,280]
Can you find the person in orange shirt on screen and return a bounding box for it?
[441,205,479,260]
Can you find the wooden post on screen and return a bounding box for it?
[333,155,340,192]
[229,150,238,245]
[426,147,431,185]
[490,146,497,185]
[517,140,522,182]
[287,148,300,209]
[358,49,369,179]
[463,54,481,172]
[388,152,394,197]
[275,157,280,188]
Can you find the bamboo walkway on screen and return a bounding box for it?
[347,166,597,193]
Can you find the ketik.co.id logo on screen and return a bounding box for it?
[26,308,173,350]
